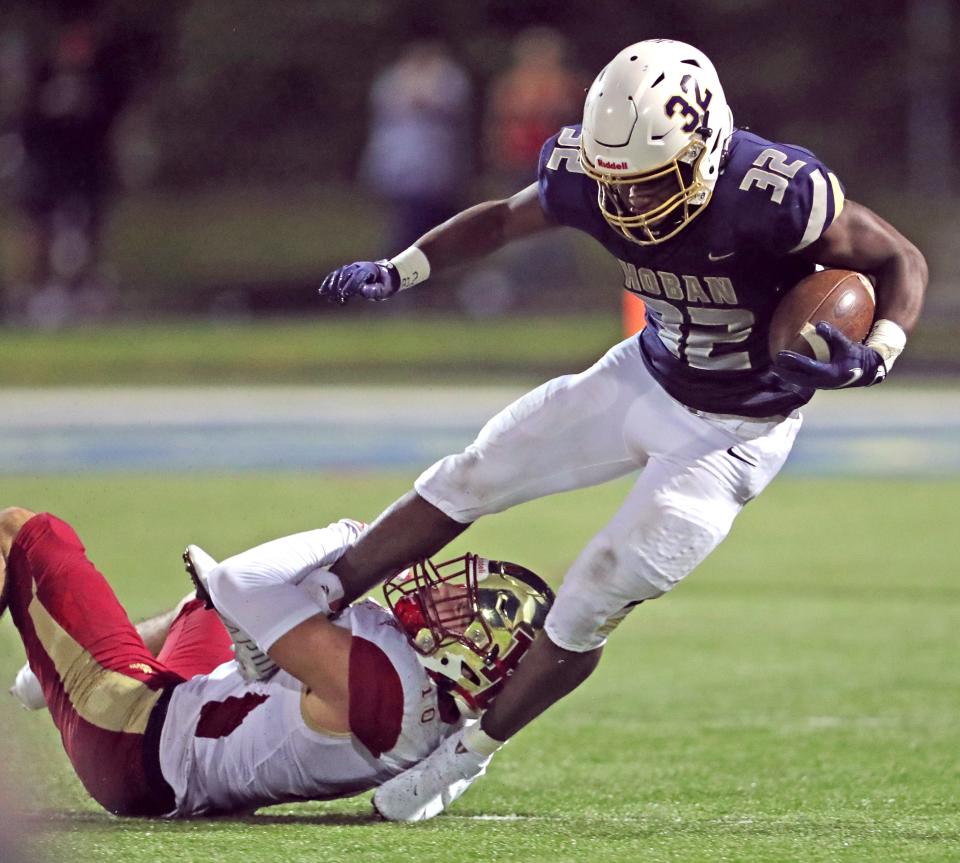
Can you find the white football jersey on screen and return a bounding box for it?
[159,599,460,816]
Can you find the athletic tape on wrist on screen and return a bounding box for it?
[462,722,506,756]
[865,319,907,371]
[389,246,431,291]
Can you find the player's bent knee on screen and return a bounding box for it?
[416,446,512,522]
[627,509,729,596]
[0,507,37,551]
[546,511,729,652]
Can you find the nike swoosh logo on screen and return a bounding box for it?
[708,251,735,261]
[726,446,758,467]
[840,368,863,387]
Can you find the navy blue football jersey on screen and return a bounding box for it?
[537,126,846,417]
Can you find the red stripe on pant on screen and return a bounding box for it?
[6,514,232,816]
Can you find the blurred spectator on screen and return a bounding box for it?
[4,3,135,327]
[457,28,586,317]
[361,41,472,252]
[486,27,585,191]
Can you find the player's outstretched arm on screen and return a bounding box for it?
[776,200,928,389]
[318,183,552,304]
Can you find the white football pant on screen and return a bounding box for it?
[416,337,802,652]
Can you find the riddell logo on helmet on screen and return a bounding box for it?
[597,157,629,170]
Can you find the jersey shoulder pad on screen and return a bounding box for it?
[724,129,846,255]
[537,125,602,233]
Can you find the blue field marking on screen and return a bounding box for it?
[1,387,957,476]
[0,422,473,473]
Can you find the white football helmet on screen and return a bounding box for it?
[383,554,554,719]
[579,39,733,245]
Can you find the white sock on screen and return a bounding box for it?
[462,722,506,757]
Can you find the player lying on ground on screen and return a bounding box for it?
[317,39,928,820]
[0,506,552,816]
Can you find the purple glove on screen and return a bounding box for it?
[319,260,400,305]
[775,321,886,389]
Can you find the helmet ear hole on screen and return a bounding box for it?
[460,664,481,686]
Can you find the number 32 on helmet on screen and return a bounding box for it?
[579,39,734,245]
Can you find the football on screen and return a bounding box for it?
[768,269,875,361]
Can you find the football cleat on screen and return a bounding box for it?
[183,545,216,609]
[9,662,46,711]
[182,544,279,682]
[371,728,491,822]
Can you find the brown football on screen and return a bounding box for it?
[768,269,875,361]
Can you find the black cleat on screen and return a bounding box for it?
[182,547,215,610]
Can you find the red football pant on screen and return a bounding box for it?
[5,514,232,815]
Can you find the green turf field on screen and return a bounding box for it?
[0,315,619,386]
[1,472,957,861]
[0,316,955,386]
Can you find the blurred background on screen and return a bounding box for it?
[0,0,956,369]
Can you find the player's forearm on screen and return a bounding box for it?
[805,201,928,336]
[413,183,551,277]
[416,200,516,272]
[207,522,360,651]
[318,185,550,303]
[871,242,927,335]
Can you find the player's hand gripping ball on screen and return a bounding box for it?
[319,261,400,305]
[770,269,885,388]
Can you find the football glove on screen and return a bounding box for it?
[318,260,400,305]
[775,321,886,389]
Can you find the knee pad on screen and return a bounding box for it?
[545,511,726,652]
[627,509,726,596]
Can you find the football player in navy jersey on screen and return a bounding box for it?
[318,40,927,821]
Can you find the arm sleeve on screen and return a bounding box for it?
[207,519,363,652]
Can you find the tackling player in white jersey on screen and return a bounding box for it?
[0,506,551,816]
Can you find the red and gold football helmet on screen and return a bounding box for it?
[384,554,554,719]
